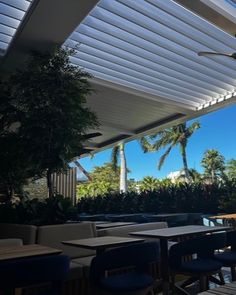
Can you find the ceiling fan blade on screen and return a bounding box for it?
[198,51,236,59]
[81,132,102,140]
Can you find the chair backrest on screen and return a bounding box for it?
[90,241,159,284]
[169,232,227,268]
[0,254,70,290]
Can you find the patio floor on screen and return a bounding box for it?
[157,267,232,295]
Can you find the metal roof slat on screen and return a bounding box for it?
[0,14,20,29]
[82,14,236,87]
[0,40,7,50]
[75,50,211,102]
[0,0,33,56]
[86,70,197,111]
[0,24,15,36]
[70,56,201,108]
[0,0,30,11]
[90,78,187,114]
[148,0,236,50]
[98,1,236,77]
[76,44,220,98]
[63,0,236,121]
[0,32,12,43]
[75,24,235,91]
[118,0,236,72]
[0,3,25,21]
[65,37,226,96]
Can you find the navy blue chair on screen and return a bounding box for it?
[214,230,236,281]
[89,242,159,295]
[169,233,226,294]
[0,254,70,295]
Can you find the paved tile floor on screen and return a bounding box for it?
[158,267,232,294]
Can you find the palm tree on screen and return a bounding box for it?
[201,149,225,183]
[225,159,236,179]
[139,176,160,191]
[111,142,128,193]
[140,121,200,180]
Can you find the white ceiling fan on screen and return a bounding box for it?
[198,51,236,59]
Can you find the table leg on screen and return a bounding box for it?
[160,239,170,295]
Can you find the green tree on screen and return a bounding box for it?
[139,176,160,192]
[127,179,138,192]
[0,47,98,197]
[77,163,120,197]
[225,159,236,179]
[140,121,200,180]
[111,142,128,193]
[0,133,36,198]
[201,149,225,183]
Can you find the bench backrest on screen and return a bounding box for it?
[37,222,97,258]
[97,222,168,237]
[0,223,37,244]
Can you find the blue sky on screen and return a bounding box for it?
[78,104,236,181]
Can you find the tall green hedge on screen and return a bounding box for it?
[77,180,236,214]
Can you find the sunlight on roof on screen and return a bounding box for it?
[0,0,33,56]
[63,0,236,112]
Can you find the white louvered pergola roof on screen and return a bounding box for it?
[1,0,236,154]
[64,0,236,112]
[0,0,33,56]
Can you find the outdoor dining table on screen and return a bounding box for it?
[0,245,62,295]
[130,225,231,295]
[96,221,136,229]
[0,244,62,262]
[62,236,145,255]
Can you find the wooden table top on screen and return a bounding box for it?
[62,236,145,250]
[96,222,136,229]
[130,225,231,239]
[198,281,236,294]
[0,244,62,262]
[210,213,236,219]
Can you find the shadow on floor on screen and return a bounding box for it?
[157,267,232,295]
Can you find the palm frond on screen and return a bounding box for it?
[158,146,172,170]
[185,121,200,137]
[152,130,173,151]
[149,131,164,140]
[139,137,155,152]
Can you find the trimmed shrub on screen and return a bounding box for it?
[77,180,236,214]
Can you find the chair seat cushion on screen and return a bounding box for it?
[178,259,222,274]
[100,273,154,292]
[215,251,236,265]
